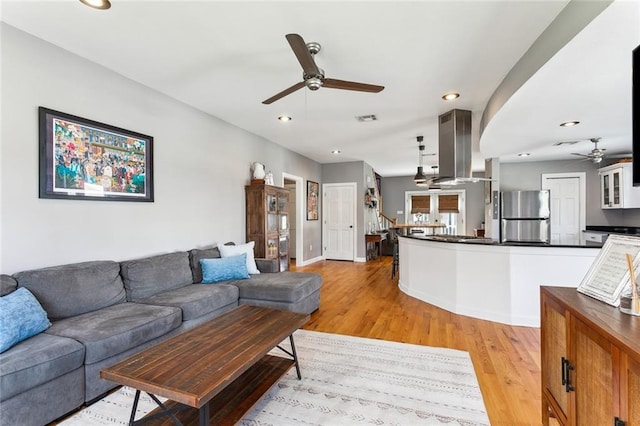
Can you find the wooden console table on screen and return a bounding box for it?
[391,223,446,235]
[541,286,640,425]
[365,233,387,260]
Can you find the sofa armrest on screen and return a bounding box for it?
[255,258,278,273]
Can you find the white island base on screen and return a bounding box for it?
[398,237,600,327]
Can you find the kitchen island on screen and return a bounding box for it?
[398,235,600,327]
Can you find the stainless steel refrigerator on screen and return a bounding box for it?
[500,190,551,243]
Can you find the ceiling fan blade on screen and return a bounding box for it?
[286,34,321,76]
[323,78,384,93]
[571,153,590,158]
[262,81,305,105]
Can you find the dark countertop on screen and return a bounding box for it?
[585,225,640,236]
[401,234,598,248]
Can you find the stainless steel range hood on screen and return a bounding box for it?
[431,109,479,185]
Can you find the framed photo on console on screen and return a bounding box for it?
[39,107,154,202]
[577,235,640,306]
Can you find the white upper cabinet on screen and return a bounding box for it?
[598,162,640,209]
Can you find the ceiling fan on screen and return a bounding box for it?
[571,137,607,163]
[262,34,385,105]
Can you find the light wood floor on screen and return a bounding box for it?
[292,256,544,426]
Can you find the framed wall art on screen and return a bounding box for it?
[39,107,154,202]
[307,180,319,220]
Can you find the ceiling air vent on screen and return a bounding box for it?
[355,114,377,122]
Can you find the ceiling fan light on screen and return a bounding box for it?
[306,77,323,91]
[593,156,603,163]
[79,0,111,9]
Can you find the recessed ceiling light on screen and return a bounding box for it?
[560,121,580,127]
[518,153,530,157]
[277,115,292,122]
[442,92,460,101]
[355,114,377,122]
[331,150,341,155]
[79,0,111,9]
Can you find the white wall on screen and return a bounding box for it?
[500,159,640,227]
[0,24,321,273]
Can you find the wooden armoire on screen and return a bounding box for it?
[245,184,290,271]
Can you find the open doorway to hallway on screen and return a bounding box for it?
[283,173,304,267]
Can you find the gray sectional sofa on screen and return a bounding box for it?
[0,246,322,426]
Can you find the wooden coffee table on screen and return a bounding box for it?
[100,305,309,426]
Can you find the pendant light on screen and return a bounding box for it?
[413,136,428,184]
[417,165,441,189]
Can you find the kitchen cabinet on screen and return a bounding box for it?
[599,162,640,209]
[245,184,290,271]
[541,287,640,426]
[582,230,607,247]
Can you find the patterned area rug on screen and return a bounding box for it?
[60,330,489,425]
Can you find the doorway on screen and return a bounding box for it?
[541,172,586,245]
[322,182,357,261]
[282,173,304,265]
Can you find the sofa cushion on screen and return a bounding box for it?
[14,261,126,321]
[0,288,52,353]
[0,275,17,296]
[201,255,249,283]
[120,252,193,301]
[231,272,322,303]
[189,247,221,284]
[0,333,84,401]
[135,283,239,321]
[45,302,181,364]
[219,242,260,274]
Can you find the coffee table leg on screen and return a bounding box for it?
[276,334,302,379]
[289,335,302,380]
[129,390,141,426]
[199,403,210,426]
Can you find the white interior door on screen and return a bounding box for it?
[542,173,586,245]
[323,183,356,260]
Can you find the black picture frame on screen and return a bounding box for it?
[39,107,154,202]
[307,180,319,220]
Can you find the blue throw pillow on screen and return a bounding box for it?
[200,254,249,283]
[0,287,52,353]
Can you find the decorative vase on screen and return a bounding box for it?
[252,162,265,180]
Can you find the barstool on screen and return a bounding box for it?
[391,237,399,279]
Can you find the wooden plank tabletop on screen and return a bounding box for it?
[101,305,309,408]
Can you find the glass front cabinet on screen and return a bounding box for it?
[598,163,640,209]
[245,184,290,271]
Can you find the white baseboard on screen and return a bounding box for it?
[296,256,324,266]
[354,256,367,263]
